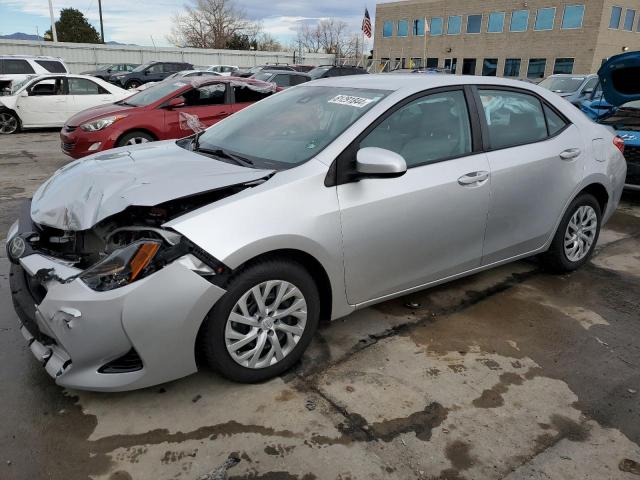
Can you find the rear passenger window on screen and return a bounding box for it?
[2,59,35,74]
[273,74,291,87]
[479,89,547,149]
[544,105,568,136]
[184,84,226,106]
[68,77,107,95]
[360,90,472,167]
[233,85,273,103]
[35,60,66,73]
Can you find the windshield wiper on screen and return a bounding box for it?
[196,146,254,167]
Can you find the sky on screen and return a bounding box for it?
[0,0,387,47]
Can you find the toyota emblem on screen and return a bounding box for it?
[9,236,26,260]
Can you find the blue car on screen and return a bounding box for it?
[580,51,640,190]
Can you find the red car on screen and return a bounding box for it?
[60,76,278,159]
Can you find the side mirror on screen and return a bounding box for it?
[582,88,594,96]
[356,147,407,178]
[106,68,112,73]
[144,70,150,75]
[163,96,185,109]
[19,90,28,97]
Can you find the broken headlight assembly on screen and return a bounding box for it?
[80,240,161,291]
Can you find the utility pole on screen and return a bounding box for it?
[98,0,105,43]
[48,0,58,42]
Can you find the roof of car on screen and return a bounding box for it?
[177,75,276,89]
[547,73,597,78]
[259,70,311,77]
[309,73,553,94]
[0,55,63,60]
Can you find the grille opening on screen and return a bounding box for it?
[98,349,143,374]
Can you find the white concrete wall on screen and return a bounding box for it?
[0,39,335,73]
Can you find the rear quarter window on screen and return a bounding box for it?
[1,59,36,74]
[35,60,66,73]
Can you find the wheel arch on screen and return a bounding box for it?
[577,182,609,215]
[0,106,22,129]
[231,248,333,323]
[115,128,158,146]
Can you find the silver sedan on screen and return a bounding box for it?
[8,74,627,391]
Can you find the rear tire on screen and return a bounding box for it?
[116,131,155,147]
[540,193,601,273]
[200,259,320,383]
[0,110,20,134]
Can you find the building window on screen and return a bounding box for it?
[562,5,585,29]
[609,6,622,28]
[534,7,556,30]
[447,15,462,34]
[397,20,409,36]
[467,15,482,33]
[624,9,636,31]
[413,18,425,36]
[553,58,574,74]
[383,21,393,37]
[482,58,498,76]
[462,58,477,75]
[487,12,505,32]
[510,10,529,32]
[410,58,423,69]
[444,58,458,74]
[504,58,521,77]
[430,17,444,35]
[527,58,547,79]
[426,58,439,68]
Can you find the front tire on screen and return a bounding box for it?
[116,130,155,147]
[540,193,601,273]
[200,259,320,383]
[0,110,20,134]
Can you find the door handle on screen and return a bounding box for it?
[559,148,581,160]
[458,171,489,186]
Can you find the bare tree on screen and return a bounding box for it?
[255,33,283,52]
[295,18,354,56]
[168,0,260,49]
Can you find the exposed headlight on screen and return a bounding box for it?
[80,115,125,132]
[80,240,160,291]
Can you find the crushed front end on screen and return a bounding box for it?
[7,199,230,392]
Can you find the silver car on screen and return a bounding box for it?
[539,73,599,106]
[7,74,627,391]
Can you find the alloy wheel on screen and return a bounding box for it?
[225,280,307,369]
[564,205,598,262]
[126,137,150,145]
[0,113,18,134]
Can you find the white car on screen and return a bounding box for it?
[204,65,239,76]
[0,55,68,92]
[0,74,129,134]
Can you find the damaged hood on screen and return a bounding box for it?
[31,141,273,231]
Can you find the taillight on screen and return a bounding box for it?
[613,136,625,154]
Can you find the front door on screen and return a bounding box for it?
[338,89,490,305]
[163,83,230,138]
[17,77,68,127]
[476,87,585,265]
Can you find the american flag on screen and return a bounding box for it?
[362,8,372,38]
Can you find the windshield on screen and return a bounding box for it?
[248,66,263,74]
[196,85,390,169]
[308,67,331,79]
[539,76,585,93]
[123,80,188,107]
[132,62,152,73]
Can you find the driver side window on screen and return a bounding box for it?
[360,90,472,167]
[147,64,163,74]
[29,78,66,96]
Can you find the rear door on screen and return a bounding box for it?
[163,83,230,138]
[476,87,584,265]
[230,83,274,113]
[67,77,115,114]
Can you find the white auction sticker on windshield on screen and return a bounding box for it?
[329,95,375,108]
